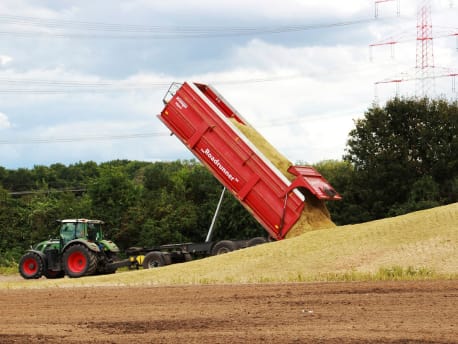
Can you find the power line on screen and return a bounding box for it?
[0,132,170,145]
[0,88,154,94]
[0,78,168,87]
[0,78,169,94]
[0,14,378,39]
[0,14,374,33]
[0,109,357,145]
[0,75,307,94]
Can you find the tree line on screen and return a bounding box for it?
[0,97,456,266]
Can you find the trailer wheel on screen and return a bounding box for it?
[211,240,237,255]
[63,244,98,278]
[184,252,192,262]
[19,252,44,279]
[247,237,267,247]
[142,252,165,269]
[162,252,172,265]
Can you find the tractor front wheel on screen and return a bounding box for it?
[19,252,44,279]
[63,244,98,278]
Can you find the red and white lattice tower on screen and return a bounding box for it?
[372,0,457,100]
[415,0,435,96]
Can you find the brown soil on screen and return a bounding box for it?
[0,280,456,343]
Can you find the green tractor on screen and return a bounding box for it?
[19,219,125,279]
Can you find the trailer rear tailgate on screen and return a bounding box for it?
[287,166,342,200]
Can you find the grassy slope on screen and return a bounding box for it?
[2,203,457,288]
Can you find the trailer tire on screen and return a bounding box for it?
[163,252,172,265]
[211,240,237,255]
[184,252,192,262]
[247,237,267,247]
[142,252,165,269]
[19,252,44,279]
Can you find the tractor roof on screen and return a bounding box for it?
[58,219,104,224]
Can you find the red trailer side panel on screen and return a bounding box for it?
[159,82,305,240]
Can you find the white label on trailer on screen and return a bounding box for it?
[201,147,239,183]
[175,96,188,110]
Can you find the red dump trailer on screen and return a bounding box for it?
[158,82,341,241]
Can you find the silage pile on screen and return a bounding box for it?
[231,119,336,238]
[2,203,456,288]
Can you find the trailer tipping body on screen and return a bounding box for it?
[159,82,340,240]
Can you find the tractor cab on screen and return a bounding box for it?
[59,219,105,246]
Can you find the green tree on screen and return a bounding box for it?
[87,165,139,235]
[3,168,34,192]
[313,160,371,225]
[344,97,457,220]
[0,186,24,262]
[211,192,265,240]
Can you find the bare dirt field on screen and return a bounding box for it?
[0,280,456,343]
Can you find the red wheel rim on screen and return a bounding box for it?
[67,251,87,273]
[22,257,38,276]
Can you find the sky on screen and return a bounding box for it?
[0,0,456,169]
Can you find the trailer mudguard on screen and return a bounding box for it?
[98,239,121,253]
[62,239,101,253]
[26,249,47,265]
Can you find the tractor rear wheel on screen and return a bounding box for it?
[19,252,44,279]
[63,244,98,278]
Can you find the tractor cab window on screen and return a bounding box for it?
[60,223,76,244]
[87,223,101,241]
[75,223,86,239]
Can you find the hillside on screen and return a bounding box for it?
[3,203,457,288]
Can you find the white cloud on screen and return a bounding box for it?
[0,112,11,129]
[0,55,12,66]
